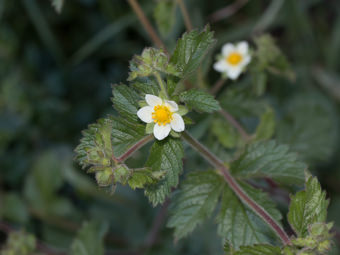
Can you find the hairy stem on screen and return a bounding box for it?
[154,72,169,99]
[176,0,193,31]
[117,134,154,162]
[181,131,291,245]
[126,0,165,50]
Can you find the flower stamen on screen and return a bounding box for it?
[226,52,243,66]
[152,105,173,126]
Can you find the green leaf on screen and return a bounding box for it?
[75,118,113,170]
[1,192,29,224]
[153,0,176,37]
[111,84,140,122]
[277,91,338,164]
[71,221,108,255]
[128,48,177,80]
[232,244,281,255]
[217,182,282,249]
[167,171,224,240]
[131,77,160,96]
[145,138,184,206]
[231,140,306,185]
[1,231,37,255]
[288,175,329,237]
[110,115,146,157]
[254,34,295,81]
[254,107,276,141]
[180,89,220,113]
[170,26,216,77]
[128,168,165,190]
[211,119,240,148]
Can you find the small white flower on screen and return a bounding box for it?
[137,94,185,140]
[213,41,251,80]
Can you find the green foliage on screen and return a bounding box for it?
[217,183,282,249]
[254,107,275,141]
[277,92,338,164]
[170,27,216,77]
[128,48,177,80]
[145,138,184,206]
[71,221,108,255]
[167,171,224,240]
[225,244,281,255]
[288,175,329,238]
[253,34,295,81]
[128,168,165,190]
[1,231,37,255]
[231,140,306,185]
[1,193,29,224]
[179,89,221,113]
[111,84,140,122]
[211,118,240,148]
[153,0,176,37]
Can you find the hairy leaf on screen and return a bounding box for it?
[111,84,140,122]
[131,77,160,96]
[170,27,215,77]
[167,171,224,240]
[145,138,184,206]
[231,140,306,185]
[180,89,220,113]
[71,221,108,255]
[288,175,329,237]
[217,183,282,249]
[128,168,165,190]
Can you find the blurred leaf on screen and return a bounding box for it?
[288,174,329,237]
[225,244,281,255]
[179,89,221,113]
[211,118,240,148]
[1,230,37,255]
[217,182,282,249]
[170,26,216,77]
[231,140,306,185]
[145,138,184,206]
[167,171,224,240]
[254,107,275,141]
[154,0,176,38]
[51,0,64,13]
[71,221,108,255]
[1,192,29,224]
[277,91,338,164]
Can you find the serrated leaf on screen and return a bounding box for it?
[144,138,184,206]
[277,91,338,164]
[288,175,329,237]
[131,77,160,96]
[230,244,281,255]
[109,115,146,157]
[153,0,176,37]
[170,27,216,77]
[71,221,108,255]
[180,89,220,113]
[231,140,306,185]
[167,171,224,240]
[254,107,275,141]
[111,84,140,122]
[217,182,282,249]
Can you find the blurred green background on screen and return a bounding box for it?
[1,0,340,254]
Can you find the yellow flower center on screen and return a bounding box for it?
[152,105,173,126]
[226,52,242,66]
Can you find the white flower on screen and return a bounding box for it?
[213,41,251,80]
[137,94,185,140]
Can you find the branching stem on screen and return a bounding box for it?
[181,131,291,245]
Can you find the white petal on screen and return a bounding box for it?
[242,55,251,66]
[170,113,185,132]
[236,41,249,55]
[165,100,178,112]
[227,68,242,80]
[137,106,153,123]
[213,60,228,73]
[145,94,162,107]
[222,43,235,56]
[153,124,171,140]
